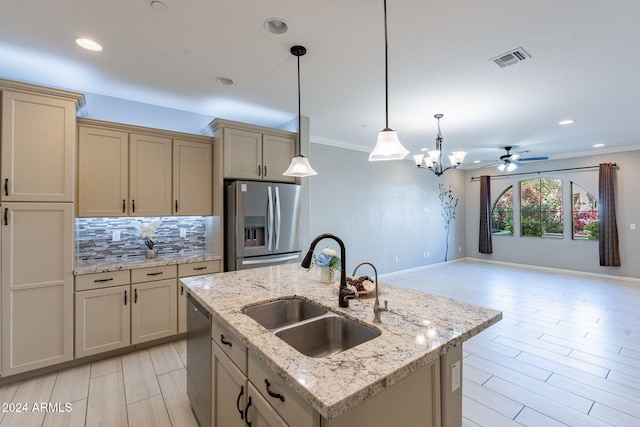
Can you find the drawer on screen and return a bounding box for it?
[178,260,221,277]
[212,316,247,374]
[248,351,314,426]
[131,265,177,283]
[75,270,130,291]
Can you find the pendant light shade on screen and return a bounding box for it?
[369,0,409,162]
[283,45,317,177]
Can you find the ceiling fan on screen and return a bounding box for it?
[497,146,548,172]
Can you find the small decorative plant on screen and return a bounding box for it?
[139,218,162,251]
[312,247,341,282]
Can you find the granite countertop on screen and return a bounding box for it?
[74,253,222,275]
[181,263,502,419]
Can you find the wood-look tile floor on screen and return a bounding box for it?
[382,259,640,427]
[1,259,638,426]
[0,340,198,427]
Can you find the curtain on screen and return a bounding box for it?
[479,175,493,254]
[598,163,620,266]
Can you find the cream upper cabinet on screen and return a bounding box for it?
[77,126,129,216]
[76,119,213,218]
[1,89,79,202]
[130,133,173,217]
[262,134,296,182]
[173,139,213,215]
[1,202,74,376]
[214,119,296,183]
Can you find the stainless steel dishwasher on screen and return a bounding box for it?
[187,293,211,427]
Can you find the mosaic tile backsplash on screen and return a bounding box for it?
[76,216,214,262]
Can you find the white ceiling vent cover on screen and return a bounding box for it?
[490,47,531,68]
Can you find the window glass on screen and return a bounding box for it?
[572,182,599,240]
[491,186,513,235]
[520,178,563,237]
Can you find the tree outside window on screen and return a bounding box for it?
[491,186,513,235]
[520,178,563,237]
[572,182,599,240]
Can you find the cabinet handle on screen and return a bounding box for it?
[146,271,163,276]
[244,396,252,427]
[124,290,128,305]
[175,200,179,213]
[4,178,8,196]
[3,208,7,226]
[180,286,184,296]
[258,165,261,177]
[132,199,135,213]
[220,334,232,347]
[122,199,126,213]
[94,278,114,283]
[264,379,285,402]
[134,288,138,303]
[193,267,207,271]
[236,385,244,420]
[264,165,267,177]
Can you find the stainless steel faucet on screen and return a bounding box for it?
[301,233,356,308]
[352,262,388,323]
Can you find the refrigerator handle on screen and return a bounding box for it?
[275,186,281,250]
[267,185,274,250]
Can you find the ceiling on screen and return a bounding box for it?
[2,0,640,169]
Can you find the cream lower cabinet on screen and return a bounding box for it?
[1,202,74,376]
[178,260,221,333]
[245,383,288,427]
[131,265,177,344]
[212,340,247,427]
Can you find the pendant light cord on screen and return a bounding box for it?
[383,0,390,130]
[297,52,302,156]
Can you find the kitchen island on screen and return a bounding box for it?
[182,263,501,426]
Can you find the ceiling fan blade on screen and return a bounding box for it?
[519,156,549,162]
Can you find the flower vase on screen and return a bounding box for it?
[320,267,333,284]
[145,248,157,259]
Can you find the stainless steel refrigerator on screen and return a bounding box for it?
[225,180,301,271]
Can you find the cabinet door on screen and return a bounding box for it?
[223,128,262,179]
[1,90,76,202]
[77,126,129,216]
[245,383,288,427]
[75,285,130,358]
[262,134,296,183]
[173,139,212,215]
[178,261,221,333]
[1,203,73,375]
[131,278,177,344]
[212,341,247,427]
[129,133,172,216]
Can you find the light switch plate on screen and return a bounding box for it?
[180,228,187,238]
[112,230,121,242]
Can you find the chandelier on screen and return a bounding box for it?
[413,114,466,176]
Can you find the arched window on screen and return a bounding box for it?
[571,182,599,240]
[491,186,513,235]
[520,178,563,237]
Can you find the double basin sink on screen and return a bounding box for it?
[242,298,380,358]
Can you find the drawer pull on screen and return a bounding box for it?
[244,396,252,426]
[264,379,285,402]
[236,385,244,419]
[193,266,207,271]
[220,334,233,347]
[146,271,164,276]
[94,278,114,283]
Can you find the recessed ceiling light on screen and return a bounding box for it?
[593,143,605,148]
[215,77,234,86]
[75,38,102,51]
[420,148,429,152]
[150,1,168,11]
[473,160,481,163]
[559,119,575,125]
[264,18,288,34]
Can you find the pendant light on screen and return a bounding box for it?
[369,0,409,161]
[283,45,318,177]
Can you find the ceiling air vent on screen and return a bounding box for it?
[490,47,531,68]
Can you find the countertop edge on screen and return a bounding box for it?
[74,253,222,275]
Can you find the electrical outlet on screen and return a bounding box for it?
[112,230,120,242]
[424,207,429,213]
[395,256,398,263]
[180,228,187,238]
[458,246,462,252]
[451,360,461,392]
[427,251,430,257]
[631,223,636,230]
